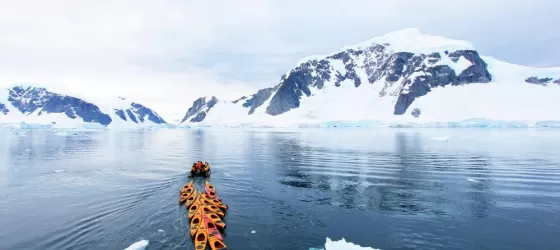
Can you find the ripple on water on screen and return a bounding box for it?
[1,129,560,250]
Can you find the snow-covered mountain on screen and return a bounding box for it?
[0,85,166,128]
[179,28,560,127]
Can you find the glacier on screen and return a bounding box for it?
[0,85,167,128]
[179,28,560,128]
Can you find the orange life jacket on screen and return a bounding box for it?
[196,162,202,169]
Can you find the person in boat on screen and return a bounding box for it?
[190,161,201,174]
[190,161,210,176]
[191,163,197,172]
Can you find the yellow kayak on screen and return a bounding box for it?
[189,212,202,238]
[199,196,228,211]
[179,187,194,204]
[201,205,225,218]
[209,237,228,250]
[193,211,208,250]
[180,181,193,193]
[203,210,226,229]
[185,193,197,209]
[188,203,201,221]
[200,193,226,205]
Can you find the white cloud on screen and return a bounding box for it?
[0,0,558,121]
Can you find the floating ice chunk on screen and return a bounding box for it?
[55,131,81,136]
[174,118,560,129]
[124,240,148,250]
[18,122,54,129]
[430,136,449,141]
[310,237,380,250]
[325,238,380,250]
[54,170,64,173]
[251,230,256,234]
[467,178,479,182]
[55,131,68,136]
[534,121,560,128]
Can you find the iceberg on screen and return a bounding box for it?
[123,240,148,250]
[310,237,380,250]
[182,118,560,129]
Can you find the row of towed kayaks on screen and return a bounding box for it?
[179,180,229,250]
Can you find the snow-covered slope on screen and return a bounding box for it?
[0,85,166,128]
[180,28,560,127]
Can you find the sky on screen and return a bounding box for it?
[0,0,558,121]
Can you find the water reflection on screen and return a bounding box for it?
[272,130,497,219]
[376,132,427,215]
[1,129,559,250]
[9,131,97,162]
[191,129,206,157]
[464,154,493,218]
[270,134,314,189]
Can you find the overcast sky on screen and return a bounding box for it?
[0,0,558,121]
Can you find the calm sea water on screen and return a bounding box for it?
[0,128,559,250]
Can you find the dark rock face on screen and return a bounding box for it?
[0,103,8,115]
[243,87,275,115]
[525,76,553,86]
[411,108,421,118]
[393,50,491,115]
[181,96,218,123]
[554,78,560,84]
[3,86,165,126]
[265,62,326,116]
[8,86,112,126]
[129,103,166,124]
[264,47,491,116]
[265,49,365,116]
[115,109,127,121]
[126,110,138,123]
[182,40,496,123]
[112,103,165,124]
[232,96,248,104]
